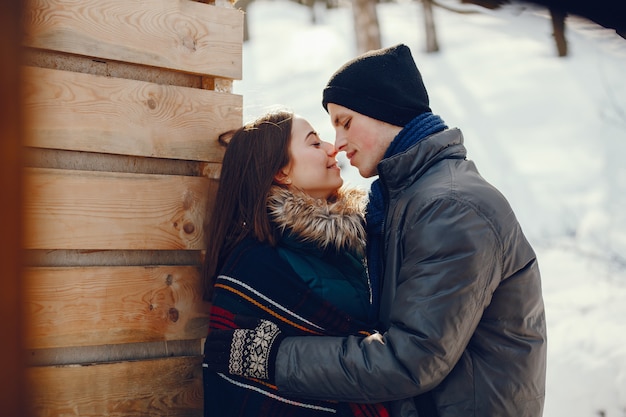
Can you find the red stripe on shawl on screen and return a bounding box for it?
[209,305,235,329]
[348,403,390,417]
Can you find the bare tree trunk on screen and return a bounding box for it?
[422,0,439,53]
[352,0,381,54]
[302,0,317,24]
[235,0,252,42]
[550,7,567,57]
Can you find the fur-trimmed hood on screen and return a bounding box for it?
[267,186,367,256]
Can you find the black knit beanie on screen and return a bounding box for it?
[322,44,431,127]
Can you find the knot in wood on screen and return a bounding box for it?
[168,307,179,323]
[182,36,197,51]
[183,222,195,234]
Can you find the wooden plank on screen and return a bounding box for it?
[23,168,211,250]
[23,66,241,162]
[24,266,210,349]
[27,356,203,417]
[23,0,243,79]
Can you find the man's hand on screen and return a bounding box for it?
[203,316,284,382]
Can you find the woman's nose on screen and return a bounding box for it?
[323,141,338,157]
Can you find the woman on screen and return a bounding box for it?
[202,110,388,416]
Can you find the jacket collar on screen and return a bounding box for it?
[267,186,367,255]
[378,128,466,196]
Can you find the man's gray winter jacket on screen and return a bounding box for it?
[275,128,547,416]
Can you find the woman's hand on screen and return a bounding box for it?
[203,315,284,383]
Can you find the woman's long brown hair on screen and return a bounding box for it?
[202,110,294,299]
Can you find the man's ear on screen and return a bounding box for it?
[273,169,291,185]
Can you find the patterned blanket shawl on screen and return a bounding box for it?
[203,237,389,417]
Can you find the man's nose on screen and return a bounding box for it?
[334,132,347,151]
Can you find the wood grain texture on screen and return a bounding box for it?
[27,356,203,417]
[24,266,210,349]
[23,0,243,79]
[23,66,241,162]
[23,168,211,250]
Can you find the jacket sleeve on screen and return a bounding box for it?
[275,197,503,402]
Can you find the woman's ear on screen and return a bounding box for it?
[274,169,292,185]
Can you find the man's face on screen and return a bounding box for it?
[327,103,401,178]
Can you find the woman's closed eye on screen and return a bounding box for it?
[306,131,322,147]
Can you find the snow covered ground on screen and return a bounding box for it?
[233,1,626,415]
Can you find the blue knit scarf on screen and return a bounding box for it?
[365,112,447,321]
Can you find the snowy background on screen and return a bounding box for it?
[232,1,626,415]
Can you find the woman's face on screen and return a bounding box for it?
[278,115,343,200]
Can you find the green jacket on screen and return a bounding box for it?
[268,186,371,322]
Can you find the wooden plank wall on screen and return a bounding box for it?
[21,0,243,415]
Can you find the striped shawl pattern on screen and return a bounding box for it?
[204,236,389,417]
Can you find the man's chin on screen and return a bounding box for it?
[357,169,375,179]
[352,163,371,178]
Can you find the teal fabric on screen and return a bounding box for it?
[277,233,370,322]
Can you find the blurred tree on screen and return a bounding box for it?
[236,0,343,42]
[549,6,567,57]
[234,0,252,42]
[460,0,625,46]
[525,0,626,38]
[457,0,626,57]
[352,0,382,53]
[423,0,440,52]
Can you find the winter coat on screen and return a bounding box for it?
[274,128,548,417]
[203,186,388,417]
[268,187,371,321]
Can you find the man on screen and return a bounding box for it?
[205,44,547,416]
